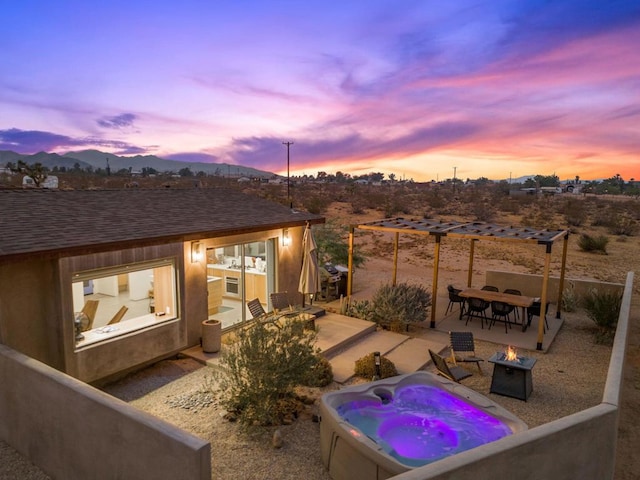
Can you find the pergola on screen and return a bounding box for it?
[346,218,570,350]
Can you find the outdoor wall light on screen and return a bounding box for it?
[282,228,291,247]
[191,241,203,263]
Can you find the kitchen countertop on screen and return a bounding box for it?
[208,264,266,275]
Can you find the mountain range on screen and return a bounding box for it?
[0,149,276,178]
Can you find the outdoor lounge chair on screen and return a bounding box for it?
[270,292,292,312]
[445,285,466,319]
[449,331,484,373]
[428,349,472,383]
[247,298,268,320]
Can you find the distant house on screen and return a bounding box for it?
[22,175,58,189]
[0,188,323,383]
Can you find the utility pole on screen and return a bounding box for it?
[453,166,457,192]
[283,141,294,208]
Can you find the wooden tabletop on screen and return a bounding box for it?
[459,288,535,308]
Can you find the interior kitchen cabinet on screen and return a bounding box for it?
[207,276,222,314]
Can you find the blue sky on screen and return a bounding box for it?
[1,0,639,181]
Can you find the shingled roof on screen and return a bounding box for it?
[0,188,323,261]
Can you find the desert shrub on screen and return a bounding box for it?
[607,215,637,236]
[561,282,580,312]
[314,220,367,267]
[303,356,334,387]
[472,201,496,222]
[562,198,587,227]
[354,352,397,380]
[370,282,431,332]
[582,289,622,344]
[302,194,331,214]
[213,319,319,426]
[577,233,608,254]
[347,298,374,321]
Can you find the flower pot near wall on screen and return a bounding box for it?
[202,319,222,353]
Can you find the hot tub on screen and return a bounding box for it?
[320,371,528,480]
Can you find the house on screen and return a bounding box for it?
[0,188,323,383]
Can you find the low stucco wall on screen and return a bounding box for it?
[485,270,624,303]
[392,271,634,480]
[0,344,211,480]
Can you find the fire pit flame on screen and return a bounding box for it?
[505,345,518,362]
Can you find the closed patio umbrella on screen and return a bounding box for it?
[298,223,321,304]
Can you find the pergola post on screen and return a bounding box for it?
[467,239,476,287]
[556,233,569,319]
[392,232,399,286]
[537,244,552,350]
[347,226,354,298]
[430,236,441,328]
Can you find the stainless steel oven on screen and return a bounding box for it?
[225,275,240,297]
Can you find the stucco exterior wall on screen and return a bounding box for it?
[58,243,188,383]
[0,258,63,369]
[0,344,211,480]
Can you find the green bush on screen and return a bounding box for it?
[582,288,622,344]
[213,319,319,426]
[348,298,374,321]
[354,352,397,380]
[370,282,431,331]
[577,233,609,254]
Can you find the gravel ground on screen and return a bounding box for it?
[0,310,621,479]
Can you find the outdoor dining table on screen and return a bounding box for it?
[459,288,535,332]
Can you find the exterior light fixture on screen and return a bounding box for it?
[373,351,381,381]
[282,229,291,247]
[191,241,202,263]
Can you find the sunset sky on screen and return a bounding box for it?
[1,1,639,182]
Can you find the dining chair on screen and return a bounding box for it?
[465,297,488,329]
[490,301,513,333]
[481,285,499,292]
[504,288,522,321]
[445,285,466,319]
[527,300,550,332]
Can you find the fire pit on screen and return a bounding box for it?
[488,346,537,401]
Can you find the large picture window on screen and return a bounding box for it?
[71,259,178,348]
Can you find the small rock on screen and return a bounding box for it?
[272,429,284,449]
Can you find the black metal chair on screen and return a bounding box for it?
[527,300,550,332]
[490,300,513,333]
[504,288,522,321]
[445,285,466,319]
[465,297,489,329]
[429,349,472,383]
[449,331,483,372]
[481,285,499,292]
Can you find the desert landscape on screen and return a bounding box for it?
[1,181,638,479]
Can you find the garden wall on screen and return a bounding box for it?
[0,344,211,480]
[485,270,624,304]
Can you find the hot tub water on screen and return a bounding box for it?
[337,384,513,467]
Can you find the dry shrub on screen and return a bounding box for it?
[354,352,398,380]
